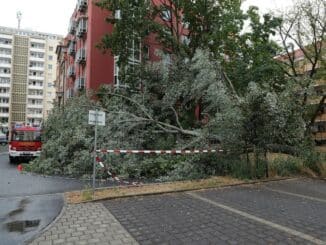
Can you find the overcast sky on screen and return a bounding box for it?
[0,0,294,36]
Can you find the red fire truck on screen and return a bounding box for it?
[9,123,42,164]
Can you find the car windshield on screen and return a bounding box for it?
[12,131,41,142]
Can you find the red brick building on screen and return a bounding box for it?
[55,0,187,103]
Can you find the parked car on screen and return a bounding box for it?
[0,132,8,144]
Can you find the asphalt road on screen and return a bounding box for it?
[0,148,88,245]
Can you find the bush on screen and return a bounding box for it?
[270,157,301,176]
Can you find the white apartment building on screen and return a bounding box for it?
[0,26,62,129]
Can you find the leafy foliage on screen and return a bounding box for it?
[27,1,323,179]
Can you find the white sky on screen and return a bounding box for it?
[0,0,295,36]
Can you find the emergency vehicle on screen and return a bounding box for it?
[9,123,42,164]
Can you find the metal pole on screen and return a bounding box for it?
[92,109,98,195]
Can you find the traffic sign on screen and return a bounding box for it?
[88,110,106,126]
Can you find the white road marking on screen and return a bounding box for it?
[264,187,326,203]
[187,192,325,245]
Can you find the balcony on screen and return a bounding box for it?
[29,66,44,72]
[30,47,45,53]
[27,94,43,99]
[0,43,12,49]
[0,102,9,107]
[315,114,326,122]
[28,84,43,90]
[0,93,10,98]
[68,20,77,35]
[76,18,87,38]
[68,66,75,77]
[0,113,9,117]
[27,103,43,109]
[27,114,43,119]
[0,83,10,88]
[77,0,88,12]
[29,56,44,62]
[29,75,44,81]
[68,41,76,56]
[75,77,85,90]
[0,73,11,78]
[76,48,86,64]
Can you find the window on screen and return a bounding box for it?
[182,16,189,29]
[143,45,150,60]
[49,46,53,51]
[114,56,120,86]
[48,64,52,70]
[48,55,53,61]
[161,9,171,21]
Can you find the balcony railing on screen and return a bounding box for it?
[28,84,44,90]
[0,102,9,107]
[27,94,43,99]
[76,18,87,38]
[76,48,86,64]
[27,103,43,109]
[0,112,9,117]
[77,0,88,12]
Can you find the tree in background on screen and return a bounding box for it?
[276,0,326,126]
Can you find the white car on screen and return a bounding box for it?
[0,132,7,144]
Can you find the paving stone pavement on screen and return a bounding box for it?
[198,182,326,241]
[29,178,326,245]
[103,194,316,244]
[29,202,138,245]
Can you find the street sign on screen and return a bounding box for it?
[88,110,106,126]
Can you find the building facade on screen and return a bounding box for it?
[55,0,115,103]
[0,26,62,129]
[56,0,187,104]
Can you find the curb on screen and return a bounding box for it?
[24,193,66,245]
[67,177,299,204]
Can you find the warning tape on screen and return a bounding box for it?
[97,149,223,154]
[95,156,140,185]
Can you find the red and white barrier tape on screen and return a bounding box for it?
[95,156,140,185]
[97,149,223,154]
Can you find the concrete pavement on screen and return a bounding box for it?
[28,178,326,245]
[29,203,137,245]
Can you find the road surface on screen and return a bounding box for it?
[0,149,88,245]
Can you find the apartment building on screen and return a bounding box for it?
[0,26,62,129]
[55,0,115,102]
[56,0,187,104]
[277,45,326,147]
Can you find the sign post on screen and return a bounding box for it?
[88,109,105,195]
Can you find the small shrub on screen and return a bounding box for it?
[270,157,301,176]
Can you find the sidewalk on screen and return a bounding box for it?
[29,203,138,245]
